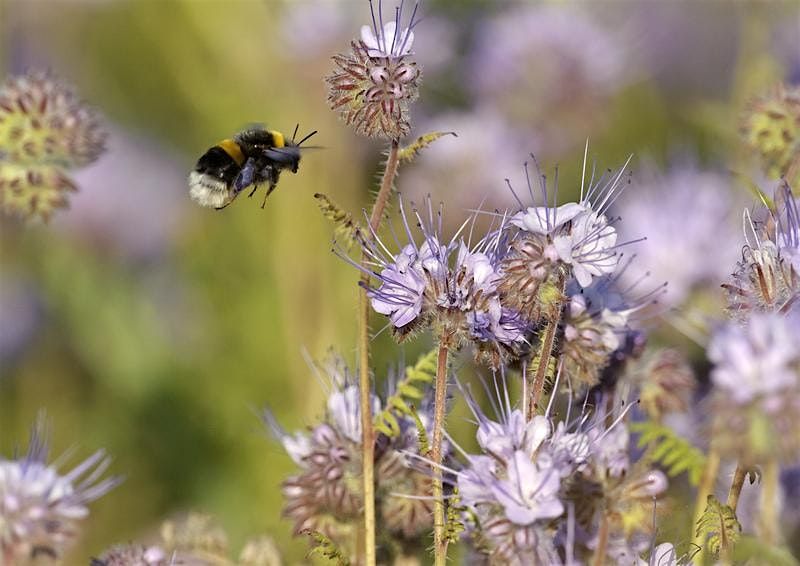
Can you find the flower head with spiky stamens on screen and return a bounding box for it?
[348,197,531,366]
[434,372,666,565]
[498,150,636,324]
[708,311,800,465]
[325,1,421,139]
[560,263,664,388]
[0,416,121,564]
[723,182,800,319]
[264,353,438,557]
[740,83,800,186]
[0,71,107,221]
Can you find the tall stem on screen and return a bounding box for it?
[526,277,566,421]
[431,341,450,566]
[726,463,747,512]
[358,140,400,566]
[758,457,780,545]
[692,445,721,564]
[591,512,610,566]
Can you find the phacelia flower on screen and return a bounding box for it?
[615,162,742,307]
[440,374,666,565]
[634,348,696,422]
[470,4,629,156]
[498,155,632,323]
[353,198,530,366]
[91,545,168,566]
[708,312,800,464]
[264,353,437,560]
[325,1,421,139]
[0,71,107,221]
[740,83,800,186]
[0,417,121,564]
[560,269,659,388]
[724,182,800,319]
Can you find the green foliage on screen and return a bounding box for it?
[445,488,466,544]
[732,536,800,566]
[631,421,707,486]
[314,192,360,249]
[695,495,741,557]
[398,131,457,162]
[410,405,431,455]
[373,350,437,438]
[305,531,351,566]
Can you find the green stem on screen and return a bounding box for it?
[526,278,565,421]
[759,457,780,545]
[431,341,450,566]
[692,445,721,564]
[726,463,747,512]
[591,512,610,566]
[358,140,400,566]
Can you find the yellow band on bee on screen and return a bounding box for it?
[217,139,245,166]
[270,130,285,148]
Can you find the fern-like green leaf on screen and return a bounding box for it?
[373,350,437,438]
[631,421,707,486]
[409,405,430,455]
[445,488,466,544]
[695,495,741,557]
[398,131,457,162]
[305,530,351,566]
[314,192,360,249]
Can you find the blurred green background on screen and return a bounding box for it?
[0,0,797,563]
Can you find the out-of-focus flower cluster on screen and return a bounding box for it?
[0,416,120,565]
[741,83,800,187]
[264,353,438,563]
[710,182,800,465]
[93,513,283,566]
[0,71,106,221]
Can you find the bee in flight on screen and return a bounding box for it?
[188,125,317,209]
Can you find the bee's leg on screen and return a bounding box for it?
[232,158,258,196]
[247,184,260,198]
[260,169,281,208]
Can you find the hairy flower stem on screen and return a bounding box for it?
[692,445,721,561]
[431,340,450,566]
[726,464,748,512]
[758,457,780,545]
[592,512,610,566]
[358,140,400,566]
[527,281,566,421]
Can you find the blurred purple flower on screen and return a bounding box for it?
[616,162,740,307]
[56,127,187,260]
[0,416,121,563]
[469,5,630,155]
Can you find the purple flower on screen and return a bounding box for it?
[709,313,799,405]
[353,198,530,365]
[616,161,741,307]
[0,417,121,563]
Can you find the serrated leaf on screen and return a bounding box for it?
[398,131,457,162]
[373,349,437,438]
[305,530,350,566]
[631,421,707,487]
[314,192,360,248]
[695,495,741,557]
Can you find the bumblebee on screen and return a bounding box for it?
[188,126,317,209]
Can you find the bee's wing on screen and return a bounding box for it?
[263,146,301,165]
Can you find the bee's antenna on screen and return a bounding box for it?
[292,123,300,143]
[296,130,318,147]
